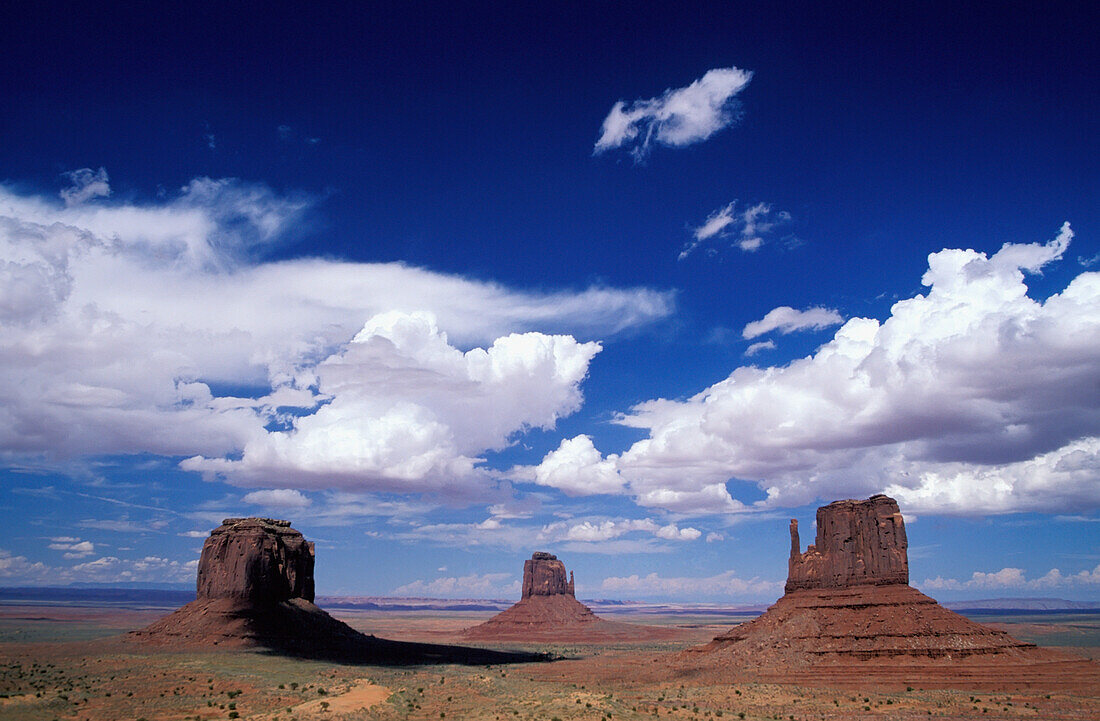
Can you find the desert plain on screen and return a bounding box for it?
[3,503,1099,720]
[1,600,1099,721]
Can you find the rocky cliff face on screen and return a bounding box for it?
[195,517,315,604]
[521,551,576,598]
[786,494,908,593]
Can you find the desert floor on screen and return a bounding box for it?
[1,604,1098,720]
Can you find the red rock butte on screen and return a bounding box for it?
[129,518,539,664]
[463,552,682,643]
[681,495,1100,689]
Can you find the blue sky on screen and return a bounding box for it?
[1,2,1098,602]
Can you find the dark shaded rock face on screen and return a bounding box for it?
[786,494,908,593]
[522,552,575,598]
[196,517,315,604]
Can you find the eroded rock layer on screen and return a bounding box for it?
[786,494,907,593]
[464,552,683,643]
[683,494,1097,684]
[522,552,575,598]
[130,518,539,664]
[701,584,1031,661]
[196,517,315,604]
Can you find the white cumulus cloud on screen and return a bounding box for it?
[921,563,1100,591]
[533,224,1100,516]
[183,311,602,495]
[531,434,625,496]
[0,175,671,498]
[595,67,753,160]
[242,489,312,509]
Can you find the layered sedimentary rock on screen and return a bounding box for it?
[463,552,680,643]
[685,495,1079,681]
[522,551,575,597]
[786,494,908,592]
[131,518,537,664]
[196,518,315,603]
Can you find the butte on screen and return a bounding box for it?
[130,517,537,664]
[462,552,682,643]
[681,494,1099,689]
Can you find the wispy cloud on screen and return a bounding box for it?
[594,67,753,161]
[741,306,843,339]
[743,339,775,357]
[680,201,792,259]
[600,569,780,601]
[59,167,110,206]
[392,572,519,598]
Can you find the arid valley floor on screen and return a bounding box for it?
[1,601,1098,721]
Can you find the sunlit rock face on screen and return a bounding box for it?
[196,517,315,604]
[785,494,908,593]
[522,551,576,598]
[693,494,1047,670]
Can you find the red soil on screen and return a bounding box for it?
[461,594,686,643]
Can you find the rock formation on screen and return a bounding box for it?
[680,495,1089,685]
[130,518,539,664]
[463,552,681,643]
[523,551,575,598]
[786,494,909,591]
[195,517,315,604]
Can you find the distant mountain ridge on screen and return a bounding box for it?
[2,587,1096,613]
[945,597,1100,611]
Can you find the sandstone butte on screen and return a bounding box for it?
[129,517,536,664]
[679,494,1100,689]
[462,552,682,643]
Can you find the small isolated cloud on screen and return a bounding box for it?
[922,563,1100,591]
[742,306,844,339]
[744,340,775,357]
[242,488,312,510]
[600,569,780,601]
[392,572,519,598]
[680,201,791,259]
[705,532,725,543]
[48,539,95,558]
[539,517,701,545]
[178,530,209,538]
[655,523,702,541]
[595,67,753,160]
[60,167,110,206]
